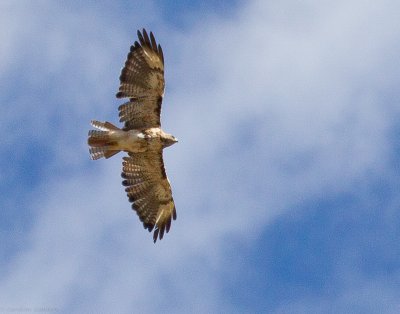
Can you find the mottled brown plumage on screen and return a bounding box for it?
[87,29,177,242]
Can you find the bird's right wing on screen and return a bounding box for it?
[117,29,165,130]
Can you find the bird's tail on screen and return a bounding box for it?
[88,120,121,160]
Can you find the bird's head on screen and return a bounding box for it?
[162,133,178,148]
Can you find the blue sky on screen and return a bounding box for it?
[1,0,400,313]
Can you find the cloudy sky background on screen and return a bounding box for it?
[1,0,400,313]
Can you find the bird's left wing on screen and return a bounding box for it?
[122,149,176,242]
[117,29,165,130]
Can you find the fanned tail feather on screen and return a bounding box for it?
[89,146,119,160]
[88,130,109,147]
[90,120,120,131]
[88,120,121,160]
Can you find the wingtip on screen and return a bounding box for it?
[166,217,171,233]
[153,228,159,243]
[158,44,164,63]
[116,91,125,98]
[137,29,145,46]
[142,29,150,47]
[150,31,157,51]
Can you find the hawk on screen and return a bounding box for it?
[88,29,177,243]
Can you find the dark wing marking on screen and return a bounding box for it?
[117,29,165,130]
[122,150,176,243]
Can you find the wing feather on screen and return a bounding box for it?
[118,96,162,129]
[122,149,176,242]
[116,29,164,130]
[150,32,157,52]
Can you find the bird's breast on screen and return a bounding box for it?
[109,129,147,153]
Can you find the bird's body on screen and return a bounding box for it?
[89,122,176,157]
[87,29,177,242]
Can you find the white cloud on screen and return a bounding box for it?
[273,276,400,314]
[1,0,399,312]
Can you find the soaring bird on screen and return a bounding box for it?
[88,29,177,242]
